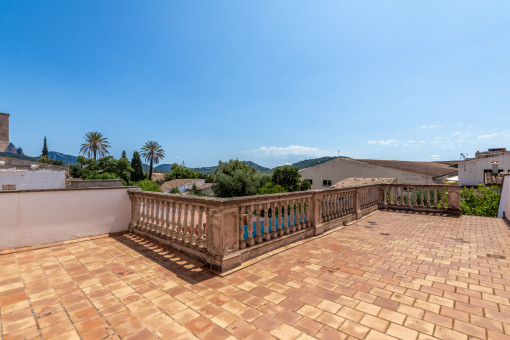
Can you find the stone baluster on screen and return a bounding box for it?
[176,202,182,240]
[191,205,197,244]
[255,205,263,243]
[278,203,285,236]
[163,201,171,237]
[198,206,205,247]
[246,205,255,246]
[270,202,277,238]
[239,207,246,249]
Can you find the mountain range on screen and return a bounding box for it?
[1,150,339,174]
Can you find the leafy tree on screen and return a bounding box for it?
[164,164,204,181]
[79,131,111,160]
[272,165,310,192]
[42,137,48,157]
[140,141,165,181]
[212,160,259,197]
[130,151,145,182]
[300,179,312,191]
[205,174,214,183]
[38,155,64,166]
[132,180,162,192]
[171,187,180,194]
[257,182,287,195]
[71,155,133,183]
[461,185,500,217]
[69,164,83,178]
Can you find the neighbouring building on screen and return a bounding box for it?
[458,148,510,187]
[0,157,67,191]
[160,178,205,193]
[150,172,165,182]
[299,158,457,190]
[331,177,396,189]
[185,182,214,196]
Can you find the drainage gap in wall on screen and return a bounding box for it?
[379,232,390,236]
[487,254,506,259]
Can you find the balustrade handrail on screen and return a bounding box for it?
[127,183,461,273]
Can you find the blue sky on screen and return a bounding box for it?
[1,1,510,167]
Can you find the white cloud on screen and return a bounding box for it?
[430,154,441,160]
[368,139,399,146]
[245,145,333,157]
[421,124,442,129]
[402,139,425,147]
[477,133,502,139]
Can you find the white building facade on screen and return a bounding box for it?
[458,153,510,187]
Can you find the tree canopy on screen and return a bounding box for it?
[42,136,48,157]
[272,165,311,192]
[212,160,259,197]
[130,151,145,182]
[141,141,165,180]
[165,164,204,181]
[79,131,111,160]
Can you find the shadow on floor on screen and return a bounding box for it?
[111,233,214,285]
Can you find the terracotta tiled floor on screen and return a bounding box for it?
[1,211,510,340]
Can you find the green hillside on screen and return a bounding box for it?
[0,152,38,162]
[290,156,338,169]
[45,151,78,164]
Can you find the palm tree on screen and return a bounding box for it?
[140,141,165,180]
[79,132,111,160]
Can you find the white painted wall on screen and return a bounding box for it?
[458,154,510,187]
[498,176,510,219]
[0,170,66,191]
[0,187,132,250]
[299,158,434,190]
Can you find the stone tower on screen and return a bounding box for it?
[0,112,9,152]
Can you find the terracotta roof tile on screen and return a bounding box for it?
[331,177,396,189]
[160,178,202,192]
[353,159,457,179]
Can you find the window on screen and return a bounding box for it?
[323,180,332,187]
[2,184,16,191]
[304,179,312,185]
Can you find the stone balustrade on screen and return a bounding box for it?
[128,184,461,273]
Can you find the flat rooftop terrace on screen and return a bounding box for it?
[1,211,509,340]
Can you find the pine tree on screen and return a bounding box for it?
[131,151,144,181]
[121,150,127,159]
[42,137,48,157]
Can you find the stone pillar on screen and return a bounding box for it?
[378,186,386,208]
[310,192,323,235]
[207,206,242,273]
[447,186,462,215]
[0,113,9,151]
[354,189,362,219]
[128,189,142,231]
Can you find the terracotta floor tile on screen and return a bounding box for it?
[244,328,276,340]
[1,212,509,340]
[226,319,256,338]
[270,323,302,340]
[185,316,213,334]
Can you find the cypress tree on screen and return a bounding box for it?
[121,150,127,159]
[131,151,144,181]
[42,137,48,157]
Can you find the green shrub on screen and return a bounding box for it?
[257,182,287,195]
[132,180,162,192]
[461,185,500,217]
